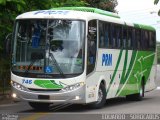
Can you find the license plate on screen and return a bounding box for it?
[38,95,50,100]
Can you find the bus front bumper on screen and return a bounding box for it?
[11,85,86,104]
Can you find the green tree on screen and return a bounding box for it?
[154,0,159,4]
[50,0,86,7]
[0,0,28,53]
[154,0,160,16]
[84,0,117,12]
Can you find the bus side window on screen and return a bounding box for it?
[99,21,111,48]
[108,23,112,48]
[136,29,141,50]
[152,32,156,50]
[105,32,109,48]
[144,31,149,50]
[149,31,156,50]
[117,26,122,49]
[128,27,133,49]
[141,30,149,50]
[112,24,117,48]
[105,23,110,48]
[123,27,127,49]
[112,24,119,48]
[141,30,145,50]
[99,21,106,48]
[114,24,119,48]
[100,35,105,48]
[132,29,136,50]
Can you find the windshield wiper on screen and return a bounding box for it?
[24,52,44,76]
[49,53,65,78]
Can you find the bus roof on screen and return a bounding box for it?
[16,7,120,20]
[51,7,120,18]
[134,23,155,31]
[16,7,155,31]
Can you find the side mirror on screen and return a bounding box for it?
[5,33,12,55]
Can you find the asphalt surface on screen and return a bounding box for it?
[0,65,160,120]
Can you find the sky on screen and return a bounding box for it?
[115,0,160,41]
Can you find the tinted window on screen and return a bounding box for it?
[135,29,141,49]
[149,31,156,50]
[99,21,110,48]
[128,27,133,49]
[122,27,127,49]
[87,20,97,75]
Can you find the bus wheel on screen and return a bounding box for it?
[28,102,50,110]
[126,82,144,101]
[90,83,106,109]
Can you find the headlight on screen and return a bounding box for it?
[11,81,28,91]
[62,82,84,92]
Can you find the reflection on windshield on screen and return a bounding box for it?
[12,19,85,77]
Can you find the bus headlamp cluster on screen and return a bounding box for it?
[62,82,84,91]
[11,81,28,91]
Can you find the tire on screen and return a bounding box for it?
[126,82,144,101]
[28,102,50,110]
[90,84,106,109]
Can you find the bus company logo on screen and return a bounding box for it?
[102,53,112,66]
[34,10,70,15]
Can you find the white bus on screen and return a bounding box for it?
[11,7,156,109]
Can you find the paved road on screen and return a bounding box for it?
[0,66,160,120]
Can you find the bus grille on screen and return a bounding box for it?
[28,88,61,92]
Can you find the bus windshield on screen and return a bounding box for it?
[12,19,85,78]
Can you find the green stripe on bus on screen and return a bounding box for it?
[117,51,155,96]
[116,50,128,94]
[116,50,137,95]
[106,50,123,95]
[34,80,63,89]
